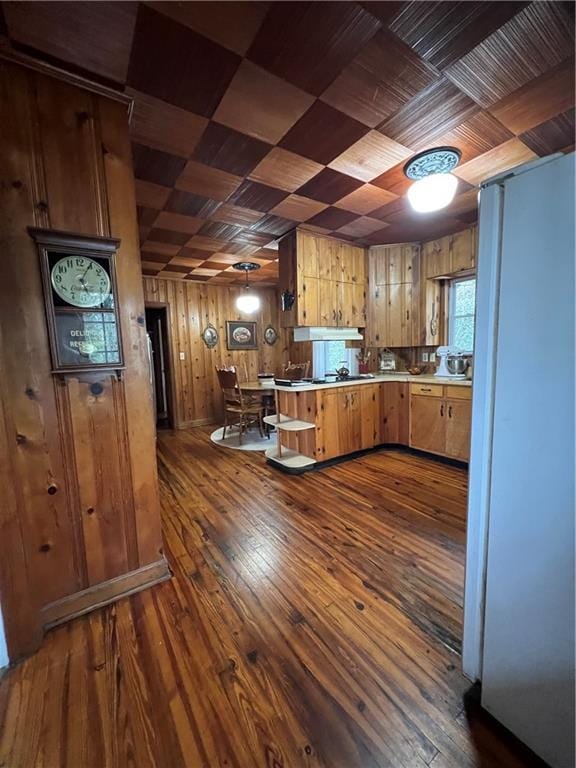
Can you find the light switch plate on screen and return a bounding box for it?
[422,352,429,362]
[179,352,185,361]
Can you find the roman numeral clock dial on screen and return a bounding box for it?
[51,256,111,308]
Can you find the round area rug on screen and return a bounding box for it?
[210,425,277,452]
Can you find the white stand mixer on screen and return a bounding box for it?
[435,345,467,379]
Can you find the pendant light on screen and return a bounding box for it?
[404,147,461,213]
[233,262,261,314]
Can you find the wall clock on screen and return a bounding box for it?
[29,228,124,373]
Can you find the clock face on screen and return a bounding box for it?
[51,256,111,308]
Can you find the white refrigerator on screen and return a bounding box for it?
[463,152,575,768]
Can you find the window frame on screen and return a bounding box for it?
[312,340,358,378]
[448,276,476,353]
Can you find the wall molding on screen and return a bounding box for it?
[41,558,171,629]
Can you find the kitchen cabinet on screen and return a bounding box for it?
[360,385,380,450]
[366,244,420,347]
[279,229,366,328]
[409,384,471,461]
[379,382,409,444]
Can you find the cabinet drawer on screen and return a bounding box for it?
[445,385,471,400]
[410,383,444,398]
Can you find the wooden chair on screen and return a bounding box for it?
[215,366,265,444]
[283,360,310,380]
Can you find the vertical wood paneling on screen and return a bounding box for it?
[0,60,166,661]
[142,278,288,427]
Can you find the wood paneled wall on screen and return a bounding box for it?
[0,59,167,661]
[142,278,288,427]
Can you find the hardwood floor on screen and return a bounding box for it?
[0,428,544,767]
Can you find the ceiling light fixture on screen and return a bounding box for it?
[233,262,261,314]
[404,147,461,213]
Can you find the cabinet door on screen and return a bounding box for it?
[422,236,451,278]
[297,275,320,326]
[380,383,409,444]
[450,227,476,274]
[296,229,320,278]
[343,389,362,455]
[366,283,387,345]
[386,283,414,346]
[340,244,366,284]
[360,386,379,450]
[317,237,339,282]
[410,396,446,455]
[317,390,342,460]
[339,281,366,327]
[318,279,339,326]
[444,398,471,461]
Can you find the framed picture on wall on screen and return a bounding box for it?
[226,321,257,350]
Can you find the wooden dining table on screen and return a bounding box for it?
[239,379,276,395]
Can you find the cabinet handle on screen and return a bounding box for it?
[421,387,432,392]
[339,309,342,320]
[440,404,444,417]
[406,310,410,320]
[448,405,452,418]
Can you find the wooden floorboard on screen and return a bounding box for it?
[0,428,545,767]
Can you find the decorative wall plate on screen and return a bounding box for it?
[202,323,218,349]
[264,325,278,345]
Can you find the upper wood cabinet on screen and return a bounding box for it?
[279,229,366,328]
[422,227,477,279]
[366,244,420,347]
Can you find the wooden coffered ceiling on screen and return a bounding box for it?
[1,1,574,285]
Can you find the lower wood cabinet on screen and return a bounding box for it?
[278,382,471,465]
[410,385,471,461]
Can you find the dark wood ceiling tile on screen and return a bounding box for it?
[230,229,276,247]
[153,211,203,235]
[329,130,412,182]
[269,195,329,222]
[228,180,289,212]
[147,228,191,247]
[249,148,324,193]
[488,58,575,135]
[247,2,381,96]
[145,1,267,56]
[378,78,479,150]
[3,1,137,82]
[166,254,205,268]
[296,168,364,205]
[177,248,216,263]
[137,206,158,228]
[306,207,359,230]
[139,248,175,264]
[358,2,404,25]
[321,29,440,128]
[367,217,468,245]
[444,2,575,108]
[191,122,272,177]
[127,5,241,117]
[519,108,576,157]
[162,263,193,273]
[132,143,187,187]
[185,236,230,253]
[127,88,208,157]
[434,110,515,164]
[370,161,413,197]
[250,215,296,238]
[279,101,369,165]
[209,204,264,228]
[388,1,527,70]
[197,221,245,240]
[141,241,180,257]
[216,242,261,256]
[213,60,314,144]
[333,184,398,216]
[134,179,171,210]
[165,190,222,218]
[184,274,211,281]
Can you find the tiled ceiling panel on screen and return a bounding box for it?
[3,0,573,281]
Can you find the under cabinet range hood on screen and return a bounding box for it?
[293,327,363,342]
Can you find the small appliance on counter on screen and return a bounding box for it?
[435,345,469,379]
[378,349,396,373]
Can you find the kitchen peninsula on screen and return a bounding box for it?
[265,374,471,471]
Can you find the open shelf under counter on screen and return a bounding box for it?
[263,414,315,432]
[265,447,317,470]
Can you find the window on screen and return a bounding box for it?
[312,340,358,378]
[449,277,476,352]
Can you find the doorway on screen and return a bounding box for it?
[145,306,173,429]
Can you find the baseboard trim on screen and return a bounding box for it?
[41,558,171,629]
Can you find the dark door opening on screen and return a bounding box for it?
[145,306,173,429]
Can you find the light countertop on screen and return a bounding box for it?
[268,373,472,393]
